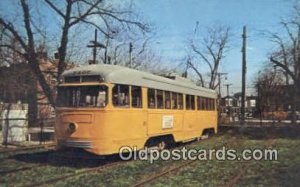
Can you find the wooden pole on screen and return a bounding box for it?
[241,26,247,126]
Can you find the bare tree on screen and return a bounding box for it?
[0,0,149,108]
[103,31,165,72]
[0,31,39,126]
[186,56,205,87]
[268,7,300,123]
[188,25,230,89]
[254,67,286,122]
[268,32,291,85]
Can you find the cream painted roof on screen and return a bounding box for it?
[62,64,217,98]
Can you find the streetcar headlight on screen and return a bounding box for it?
[68,122,77,132]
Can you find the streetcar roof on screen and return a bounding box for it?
[62,64,217,98]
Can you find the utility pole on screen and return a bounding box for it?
[241,26,247,126]
[224,83,232,121]
[217,73,228,98]
[87,29,106,64]
[224,84,232,98]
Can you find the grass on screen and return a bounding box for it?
[0,125,300,186]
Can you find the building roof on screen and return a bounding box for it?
[62,64,217,98]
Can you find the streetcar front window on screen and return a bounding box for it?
[57,85,108,108]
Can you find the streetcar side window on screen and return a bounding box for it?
[165,91,171,109]
[132,86,142,108]
[212,99,216,110]
[112,84,130,107]
[197,96,200,110]
[178,93,183,110]
[186,95,195,110]
[199,98,215,111]
[148,88,156,108]
[185,95,190,109]
[206,98,210,110]
[191,95,195,110]
[211,99,215,110]
[156,90,164,109]
[172,92,178,109]
[201,97,206,110]
[197,96,203,110]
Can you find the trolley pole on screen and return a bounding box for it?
[104,34,109,64]
[129,42,133,68]
[92,29,97,64]
[241,26,247,126]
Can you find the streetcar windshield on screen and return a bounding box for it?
[57,85,108,108]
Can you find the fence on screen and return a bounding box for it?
[0,103,55,146]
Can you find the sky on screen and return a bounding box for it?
[133,0,294,95]
[0,0,295,96]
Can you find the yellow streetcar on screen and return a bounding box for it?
[55,64,218,155]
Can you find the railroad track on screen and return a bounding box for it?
[1,132,282,186]
[17,135,218,187]
[221,137,277,187]
[0,144,56,176]
[0,148,105,176]
[0,148,128,186]
[20,159,128,187]
[0,163,48,175]
[132,136,237,187]
[0,149,55,176]
[0,143,55,156]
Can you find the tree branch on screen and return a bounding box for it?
[0,18,27,51]
[191,43,213,72]
[21,0,56,107]
[137,36,151,55]
[187,58,204,87]
[21,0,36,57]
[0,44,26,57]
[69,0,102,26]
[97,10,149,31]
[72,18,109,37]
[270,56,296,80]
[44,0,66,18]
